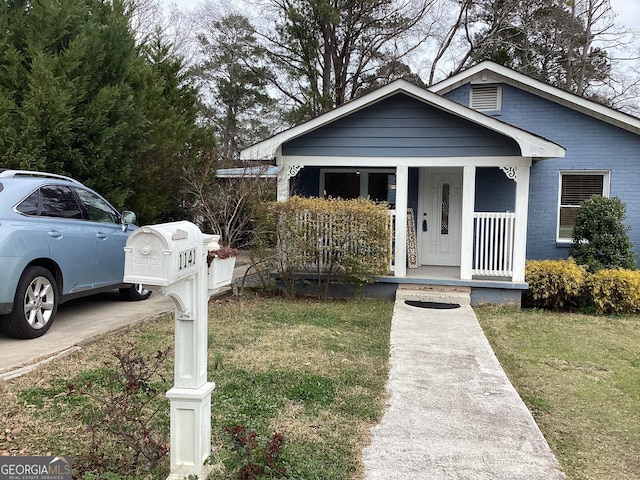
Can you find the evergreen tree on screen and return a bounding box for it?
[196,13,277,164]
[129,32,213,223]
[260,0,432,121]
[0,0,144,207]
[0,0,209,220]
[569,196,637,272]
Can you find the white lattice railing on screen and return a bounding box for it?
[473,212,516,277]
[285,209,392,272]
[304,210,515,278]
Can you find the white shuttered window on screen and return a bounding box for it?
[558,171,610,241]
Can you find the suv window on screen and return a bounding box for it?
[40,185,83,219]
[75,188,118,224]
[16,190,39,216]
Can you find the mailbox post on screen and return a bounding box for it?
[124,221,215,479]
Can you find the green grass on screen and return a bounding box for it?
[7,297,636,479]
[0,296,393,479]
[207,297,393,479]
[476,306,640,480]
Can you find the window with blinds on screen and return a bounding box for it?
[558,172,609,240]
[470,85,501,111]
[321,170,396,207]
[324,172,360,199]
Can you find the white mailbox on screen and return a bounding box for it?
[124,221,203,286]
[124,220,217,480]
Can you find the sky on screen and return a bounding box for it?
[610,0,640,28]
[163,0,640,29]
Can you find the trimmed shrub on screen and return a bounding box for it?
[569,196,637,272]
[274,196,391,297]
[524,259,587,310]
[585,268,640,315]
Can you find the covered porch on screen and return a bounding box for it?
[278,158,533,284]
[240,79,566,302]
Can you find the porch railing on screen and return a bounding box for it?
[472,212,515,277]
[310,210,515,278]
[387,210,515,277]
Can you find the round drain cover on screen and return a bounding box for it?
[404,300,460,309]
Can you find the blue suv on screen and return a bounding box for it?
[0,170,151,338]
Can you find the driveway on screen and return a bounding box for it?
[0,291,173,379]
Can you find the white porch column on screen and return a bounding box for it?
[277,164,304,201]
[394,166,408,277]
[460,165,476,280]
[512,164,531,283]
[276,165,290,201]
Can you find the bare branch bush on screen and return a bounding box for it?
[184,155,276,249]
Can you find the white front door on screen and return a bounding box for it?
[419,169,462,266]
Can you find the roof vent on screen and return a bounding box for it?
[470,85,501,111]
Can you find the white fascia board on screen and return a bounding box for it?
[281,155,534,168]
[431,61,640,136]
[242,78,565,161]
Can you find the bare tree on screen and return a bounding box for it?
[254,0,437,120]
[184,153,276,248]
[429,0,617,97]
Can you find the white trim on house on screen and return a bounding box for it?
[431,61,640,136]
[281,155,534,168]
[240,79,566,161]
[238,66,576,284]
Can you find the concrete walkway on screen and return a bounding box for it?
[362,290,566,479]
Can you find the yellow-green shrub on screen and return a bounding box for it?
[585,269,640,315]
[274,196,391,297]
[525,259,587,310]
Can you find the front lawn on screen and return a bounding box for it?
[3,298,637,479]
[0,296,393,479]
[476,306,640,480]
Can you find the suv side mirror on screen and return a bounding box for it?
[121,210,137,227]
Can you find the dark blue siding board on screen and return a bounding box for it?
[445,83,640,264]
[282,93,520,157]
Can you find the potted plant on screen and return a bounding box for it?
[207,242,239,291]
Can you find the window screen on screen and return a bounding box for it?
[369,173,396,206]
[559,173,605,239]
[324,172,360,199]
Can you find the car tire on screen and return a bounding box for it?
[119,283,152,301]
[4,266,59,339]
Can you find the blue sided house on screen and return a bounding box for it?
[240,61,640,305]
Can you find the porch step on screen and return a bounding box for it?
[396,285,471,306]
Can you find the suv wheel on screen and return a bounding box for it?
[119,283,152,301]
[5,266,59,339]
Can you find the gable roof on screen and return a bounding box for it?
[430,61,640,136]
[240,79,565,161]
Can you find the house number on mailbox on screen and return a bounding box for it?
[178,248,197,270]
